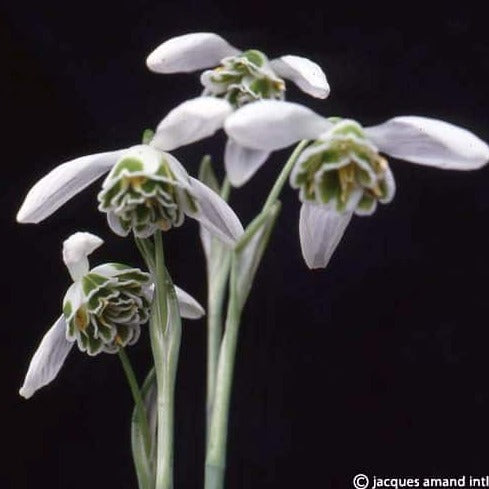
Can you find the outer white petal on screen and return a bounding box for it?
[174,286,205,319]
[224,139,271,187]
[185,177,244,246]
[271,55,330,99]
[19,316,73,399]
[151,97,233,151]
[299,203,352,269]
[146,32,241,73]
[224,100,331,151]
[365,116,489,170]
[17,149,126,223]
[62,232,104,281]
[146,284,205,320]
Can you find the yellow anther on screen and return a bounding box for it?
[75,307,89,332]
[157,219,171,231]
[123,176,147,189]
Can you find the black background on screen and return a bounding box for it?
[2,2,489,488]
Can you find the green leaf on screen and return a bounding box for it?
[131,368,157,489]
[232,202,281,310]
[198,155,220,194]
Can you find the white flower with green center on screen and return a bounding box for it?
[146,32,330,187]
[291,118,395,215]
[98,145,198,238]
[225,100,489,269]
[200,49,286,108]
[17,139,244,245]
[19,232,205,399]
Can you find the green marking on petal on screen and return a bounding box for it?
[82,273,110,296]
[357,193,377,214]
[318,171,340,204]
[241,49,266,67]
[63,300,72,319]
[200,48,285,108]
[65,262,151,357]
[113,158,145,177]
[293,119,395,215]
[99,155,187,238]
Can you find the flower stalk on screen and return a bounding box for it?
[204,142,307,489]
[206,176,232,433]
[145,231,182,489]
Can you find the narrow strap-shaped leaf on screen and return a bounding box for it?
[233,201,282,310]
[131,368,157,489]
[198,155,220,194]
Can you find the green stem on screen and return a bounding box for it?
[148,231,180,489]
[206,177,232,435]
[206,255,231,434]
[205,278,241,489]
[119,348,152,459]
[262,139,308,211]
[204,140,308,489]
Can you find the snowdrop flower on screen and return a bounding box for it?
[146,32,329,187]
[19,232,205,399]
[225,100,489,268]
[17,140,243,245]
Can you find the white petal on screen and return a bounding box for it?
[146,32,240,73]
[299,203,352,269]
[146,284,204,320]
[17,149,125,223]
[106,211,130,237]
[184,177,244,246]
[62,232,104,281]
[224,139,271,187]
[224,100,331,151]
[151,97,233,151]
[174,286,205,319]
[365,116,489,170]
[19,316,73,399]
[271,55,330,99]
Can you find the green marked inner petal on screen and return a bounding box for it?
[113,158,144,177]
[241,49,266,67]
[293,119,395,215]
[318,171,340,204]
[357,192,377,213]
[82,273,111,296]
[63,300,72,319]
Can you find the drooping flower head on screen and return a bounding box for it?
[62,260,151,356]
[17,138,244,245]
[98,145,197,238]
[19,232,205,399]
[291,118,395,216]
[201,49,286,108]
[225,100,489,269]
[146,33,330,187]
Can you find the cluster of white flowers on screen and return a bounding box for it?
[17,31,489,397]
[16,31,489,489]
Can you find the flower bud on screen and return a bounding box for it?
[201,50,286,108]
[62,263,151,356]
[291,119,396,215]
[98,145,197,238]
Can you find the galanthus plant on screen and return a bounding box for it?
[225,100,489,268]
[16,31,489,489]
[147,32,330,187]
[20,231,204,399]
